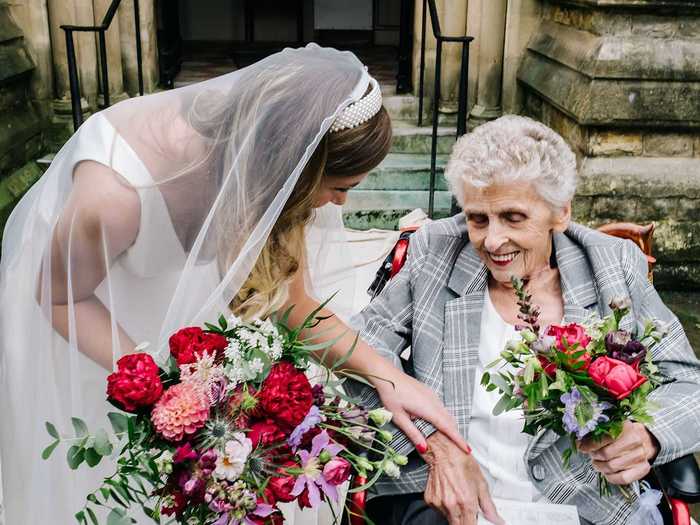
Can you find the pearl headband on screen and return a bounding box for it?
[330,76,382,133]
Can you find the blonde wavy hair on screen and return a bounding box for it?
[229,105,392,320]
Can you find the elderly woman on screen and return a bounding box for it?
[347,115,700,525]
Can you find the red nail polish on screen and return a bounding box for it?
[416,443,428,454]
[465,443,472,454]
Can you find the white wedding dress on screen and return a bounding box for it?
[0,110,399,524]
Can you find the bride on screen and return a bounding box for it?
[0,44,466,524]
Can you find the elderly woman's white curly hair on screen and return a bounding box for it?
[445,115,577,210]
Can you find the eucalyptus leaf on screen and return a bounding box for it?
[94,428,113,456]
[41,440,60,460]
[84,448,102,467]
[71,417,89,438]
[67,445,85,470]
[108,412,129,435]
[45,421,59,439]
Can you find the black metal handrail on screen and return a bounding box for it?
[417,0,474,218]
[62,0,144,130]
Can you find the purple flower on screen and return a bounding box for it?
[613,340,647,365]
[561,387,612,440]
[212,502,275,525]
[290,430,344,507]
[605,330,631,355]
[288,405,324,450]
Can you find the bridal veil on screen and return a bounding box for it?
[0,44,376,524]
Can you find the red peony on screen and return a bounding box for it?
[169,327,228,366]
[547,324,592,371]
[268,461,298,503]
[249,419,286,448]
[588,356,647,400]
[107,353,163,412]
[259,362,313,429]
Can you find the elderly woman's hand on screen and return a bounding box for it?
[374,371,471,455]
[578,421,660,485]
[423,432,504,525]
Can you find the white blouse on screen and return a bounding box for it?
[469,290,544,502]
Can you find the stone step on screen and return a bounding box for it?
[361,153,449,190]
[390,120,457,154]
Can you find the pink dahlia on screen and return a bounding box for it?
[151,382,210,441]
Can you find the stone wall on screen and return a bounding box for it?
[518,0,700,289]
[0,2,46,239]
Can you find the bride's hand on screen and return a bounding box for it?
[372,370,471,455]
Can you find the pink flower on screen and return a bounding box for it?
[173,442,199,463]
[588,356,647,400]
[322,457,351,486]
[151,382,210,441]
[547,323,592,371]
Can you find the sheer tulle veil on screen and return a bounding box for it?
[0,44,373,524]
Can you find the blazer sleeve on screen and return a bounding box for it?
[621,240,700,465]
[344,226,437,456]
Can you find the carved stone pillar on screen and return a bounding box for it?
[411,0,468,118]
[46,0,96,133]
[118,0,159,95]
[93,0,128,106]
[469,0,507,123]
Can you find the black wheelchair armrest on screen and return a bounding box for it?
[654,453,700,503]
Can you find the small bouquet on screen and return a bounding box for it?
[482,277,667,499]
[43,304,403,524]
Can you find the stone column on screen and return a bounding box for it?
[501,0,540,114]
[518,0,700,289]
[469,0,507,123]
[118,0,159,95]
[47,0,97,132]
[411,0,468,119]
[7,0,53,106]
[93,0,128,106]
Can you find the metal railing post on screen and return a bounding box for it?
[98,29,110,108]
[456,41,470,138]
[65,29,83,129]
[417,0,427,127]
[428,39,442,218]
[134,0,144,96]
[61,0,145,131]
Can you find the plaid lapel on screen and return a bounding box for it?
[443,242,488,437]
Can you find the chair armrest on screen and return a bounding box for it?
[654,454,700,503]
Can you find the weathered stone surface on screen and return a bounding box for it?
[643,133,694,157]
[694,135,700,157]
[0,161,42,242]
[589,130,643,156]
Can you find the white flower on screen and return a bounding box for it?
[225,339,241,361]
[382,459,401,479]
[368,408,393,427]
[214,433,252,481]
[249,357,264,375]
[226,314,242,328]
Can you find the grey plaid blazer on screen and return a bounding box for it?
[346,214,700,525]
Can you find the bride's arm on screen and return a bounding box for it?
[285,266,469,454]
[41,161,140,369]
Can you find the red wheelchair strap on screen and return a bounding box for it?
[391,238,410,278]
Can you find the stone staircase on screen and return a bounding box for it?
[344,83,458,230]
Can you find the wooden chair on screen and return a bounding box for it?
[348,222,700,525]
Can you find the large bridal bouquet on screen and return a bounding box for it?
[43,304,403,524]
[482,278,667,499]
